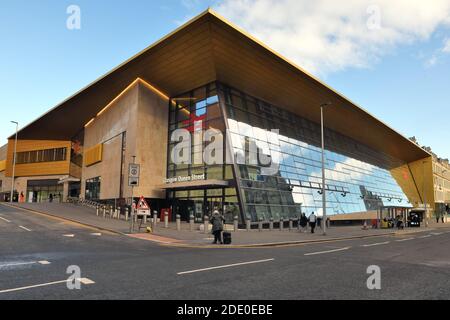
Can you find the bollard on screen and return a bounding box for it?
[258,217,263,232]
[190,214,195,231]
[203,216,209,234]
[164,211,169,228]
[297,218,301,231]
[125,207,129,221]
[233,216,239,232]
[117,207,121,220]
[269,218,274,231]
[96,205,99,216]
[109,206,113,219]
[102,206,106,218]
[153,211,158,230]
[176,214,181,231]
[280,218,284,231]
[289,218,293,231]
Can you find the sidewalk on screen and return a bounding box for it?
[8,202,449,248]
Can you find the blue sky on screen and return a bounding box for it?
[0,0,449,159]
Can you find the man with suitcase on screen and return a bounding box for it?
[210,209,226,244]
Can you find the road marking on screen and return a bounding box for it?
[419,235,431,239]
[63,234,75,237]
[177,259,275,275]
[0,278,94,294]
[0,260,51,268]
[19,226,32,232]
[361,241,390,247]
[90,233,102,236]
[431,232,443,236]
[304,247,351,256]
[395,238,415,242]
[0,216,11,223]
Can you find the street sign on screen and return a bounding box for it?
[129,163,140,178]
[128,163,140,186]
[128,176,139,187]
[137,196,149,209]
[137,196,150,216]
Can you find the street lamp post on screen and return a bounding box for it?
[10,121,18,203]
[320,102,332,236]
[423,160,428,227]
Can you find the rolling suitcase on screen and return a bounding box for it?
[222,232,232,244]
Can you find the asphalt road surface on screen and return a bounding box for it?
[1,204,450,300]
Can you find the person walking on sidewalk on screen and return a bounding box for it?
[309,212,317,234]
[300,213,308,232]
[210,209,225,244]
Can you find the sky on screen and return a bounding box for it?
[0,0,449,159]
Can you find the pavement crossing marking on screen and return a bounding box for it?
[0,278,95,294]
[0,216,11,223]
[177,258,275,275]
[304,247,351,256]
[0,260,51,268]
[395,238,415,242]
[19,226,32,232]
[361,241,390,247]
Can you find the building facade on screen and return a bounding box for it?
[0,9,435,223]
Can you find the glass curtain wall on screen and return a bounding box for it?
[219,83,411,222]
[167,82,240,222]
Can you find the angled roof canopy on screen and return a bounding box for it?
[12,9,429,163]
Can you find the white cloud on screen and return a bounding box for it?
[443,38,450,52]
[214,0,450,76]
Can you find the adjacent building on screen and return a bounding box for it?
[0,9,436,224]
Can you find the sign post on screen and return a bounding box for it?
[128,157,140,233]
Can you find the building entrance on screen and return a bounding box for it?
[168,187,240,223]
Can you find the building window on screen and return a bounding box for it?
[85,177,101,200]
[16,147,67,164]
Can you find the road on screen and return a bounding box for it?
[1,203,450,300]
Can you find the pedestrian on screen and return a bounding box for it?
[49,193,53,203]
[436,214,440,223]
[300,213,308,232]
[309,212,317,234]
[210,208,225,244]
[317,216,322,229]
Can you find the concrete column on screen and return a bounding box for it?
[203,216,209,234]
[258,217,263,232]
[280,218,284,231]
[269,218,274,231]
[164,211,169,228]
[190,214,195,231]
[246,218,251,231]
[233,216,238,232]
[176,214,181,231]
[289,218,293,231]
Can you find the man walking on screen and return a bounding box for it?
[309,212,317,234]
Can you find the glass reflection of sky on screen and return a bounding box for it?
[228,118,411,216]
